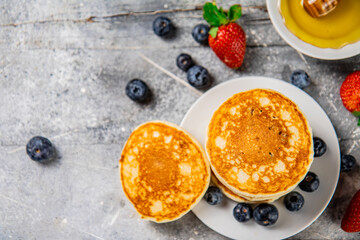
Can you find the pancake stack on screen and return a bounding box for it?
[120,121,210,222]
[206,89,313,202]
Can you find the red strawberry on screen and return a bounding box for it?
[341,189,360,232]
[340,71,360,125]
[203,2,246,69]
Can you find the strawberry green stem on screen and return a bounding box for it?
[352,111,360,126]
[203,2,242,38]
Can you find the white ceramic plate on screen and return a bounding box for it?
[180,77,340,240]
[266,0,360,60]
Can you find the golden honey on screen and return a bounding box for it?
[279,0,360,48]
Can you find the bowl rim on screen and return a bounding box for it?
[266,0,360,60]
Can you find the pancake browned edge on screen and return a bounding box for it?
[211,173,276,203]
[120,121,211,223]
[206,89,313,201]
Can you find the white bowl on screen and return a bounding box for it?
[266,0,360,60]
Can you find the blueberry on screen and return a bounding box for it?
[187,65,211,89]
[233,203,253,222]
[153,16,173,37]
[125,79,150,103]
[192,24,210,45]
[176,53,194,72]
[204,186,223,205]
[341,154,357,172]
[284,191,305,212]
[291,70,310,89]
[253,204,279,226]
[26,136,55,163]
[313,137,327,157]
[299,172,319,192]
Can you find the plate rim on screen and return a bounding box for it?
[266,0,360,60]
[180,76,341,240]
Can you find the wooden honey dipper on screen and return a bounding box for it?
[302,0,339,18]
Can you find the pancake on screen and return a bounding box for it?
[206,89,313,201]
[211,173,276,203]
[120,121,210,223]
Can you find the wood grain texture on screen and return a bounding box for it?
[0,0,359,239]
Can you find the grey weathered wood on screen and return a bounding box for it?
[1,0,360,239]
[0,1,265,24]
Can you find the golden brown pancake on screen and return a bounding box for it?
[206,89,313,200]
[120,121,210,222]
[211,173,276,203]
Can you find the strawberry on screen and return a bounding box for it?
[203,2,246,69]
[341,189,360,232]
[340,71,360,126]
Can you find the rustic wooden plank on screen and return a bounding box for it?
[0,0,265,25]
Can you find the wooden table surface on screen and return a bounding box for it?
[1,0,359,239]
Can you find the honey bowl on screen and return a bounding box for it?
[266,0,360,60]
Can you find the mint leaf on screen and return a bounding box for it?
[209,27,219,38]
[228,4,242,22]
[358,118,360,126]
[203,2,228,27]
[353,111,360,117]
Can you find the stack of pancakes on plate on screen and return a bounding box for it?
[120,89,314,222]
[120,121,210,222]
[206,89,313,203]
